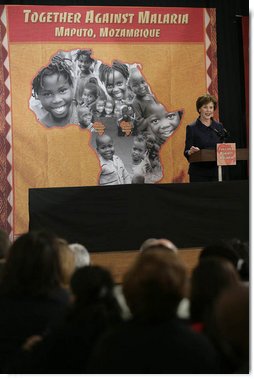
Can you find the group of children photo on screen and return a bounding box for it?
[30,48,184,185]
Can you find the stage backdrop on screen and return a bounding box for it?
[0,5,218,238]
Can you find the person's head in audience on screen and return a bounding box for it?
[228,238,249,281]
[140,238,178,254]
[123,250,187,322]
[69,243,90,268]
[214,284,249,373]
[199,239,249,281]
[70,265,122,323]
[190,257,240,325]
[56,238,76,288]
[0,228,10,260]
[0,230,64,296]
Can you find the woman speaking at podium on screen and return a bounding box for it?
[184,94,228,182]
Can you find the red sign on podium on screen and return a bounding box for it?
[216,143,236,166]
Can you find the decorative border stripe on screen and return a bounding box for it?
[0,5,13,239]
[205,8,219,119]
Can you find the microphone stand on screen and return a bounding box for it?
[210,126,230,181]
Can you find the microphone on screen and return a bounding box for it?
[222,128,230,137]
[212,127,220,135]
[210,126,230,141]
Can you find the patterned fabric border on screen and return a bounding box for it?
[0,5,13,239]
[205,8,219,119]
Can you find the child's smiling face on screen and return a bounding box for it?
[38,73,73,121]
[147,105,181,142]
[132,140,146,164]
[82,88,96,105]
[105,101,114,115]
[114,103,122,117]
[97,135,115,160]
[78,55,92,74]
[96,100,105,114]
[106,71,127,101]
[78,107,93,126]
[129,72,148,97]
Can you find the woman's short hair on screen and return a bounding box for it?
[123,250,187,321]
[196,94,217,113]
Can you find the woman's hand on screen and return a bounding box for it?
[188,146,200,155]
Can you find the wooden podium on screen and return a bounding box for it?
[189,148,249,181]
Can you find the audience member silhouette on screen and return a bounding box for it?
[189,257,242,372]
[0,229,10,260]
[213,284,249,373]
[190,257,240,329]
[9,265,123,374]
[0,229,10,279]
[114,236,179,322]
[140,237,178,254]
[0,229,248,374]
[57,238,76,289]
[87,250,220,373]
[199,239,249,282]
[0,230,70,373]
[227,238,249,281]
[139,237,190,319]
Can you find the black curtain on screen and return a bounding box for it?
[29,181,249,252]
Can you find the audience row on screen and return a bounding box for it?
[0,229,249,374]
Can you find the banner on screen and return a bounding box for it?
[0,5,218,237]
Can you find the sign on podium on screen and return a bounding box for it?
[189,146,248,181]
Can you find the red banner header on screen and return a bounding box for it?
[6,5,205,43]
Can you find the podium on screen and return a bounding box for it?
[189,148,249,181]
